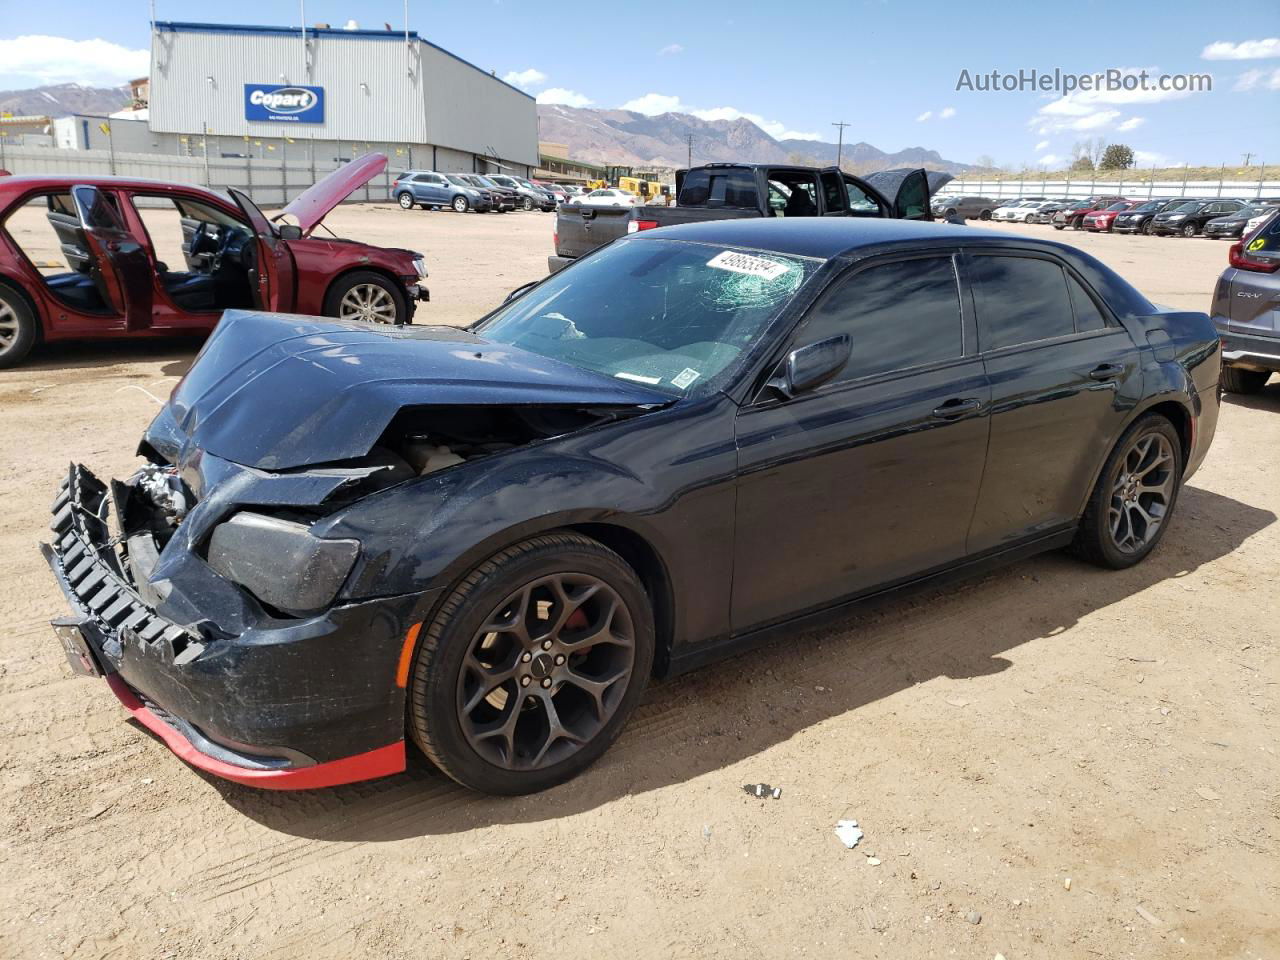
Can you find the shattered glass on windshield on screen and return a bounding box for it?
[477,238,818,395]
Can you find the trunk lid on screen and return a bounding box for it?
[166,311,668,470]
[278,153,387,235]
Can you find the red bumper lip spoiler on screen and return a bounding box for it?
[106,674,405,790]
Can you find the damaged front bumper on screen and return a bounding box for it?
[42,463,434,789]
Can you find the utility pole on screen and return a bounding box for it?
[1242,151,1253,167]
[685,134,694,168]
[831,121,850,168]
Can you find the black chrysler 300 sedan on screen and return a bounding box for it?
[43,218,1220,794]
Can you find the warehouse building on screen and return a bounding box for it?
[148,20,538,176]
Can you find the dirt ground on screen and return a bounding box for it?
[1,206,1276,960]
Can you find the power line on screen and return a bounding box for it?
[832,121,850,168]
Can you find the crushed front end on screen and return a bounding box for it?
[41,447,431,789]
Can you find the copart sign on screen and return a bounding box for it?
[244,84,325,123]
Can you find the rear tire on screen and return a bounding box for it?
[0,281,38,370]
[407,533,655,795]
[397,192,415,210]
[1071,414,1183,569]
[1221,366,1270,394]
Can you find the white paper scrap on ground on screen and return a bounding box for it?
[835,819,864,849]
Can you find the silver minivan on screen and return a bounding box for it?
[1210,207,1280,394]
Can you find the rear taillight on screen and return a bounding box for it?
[1229,241,1280,273]
[627,219,659,234]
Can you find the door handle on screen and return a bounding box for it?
[1088,363,1125,381]
[931,397,982,419]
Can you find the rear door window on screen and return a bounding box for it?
[795,256,964,384]
[970,255,1076,350]
[677,168,757,208]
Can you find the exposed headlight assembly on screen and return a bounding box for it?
[412,257,428,279]
[207,512,359,616]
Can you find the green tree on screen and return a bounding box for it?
[1099,143,1136,170]
[1070,155,1095,172]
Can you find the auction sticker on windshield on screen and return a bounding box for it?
[706,250,791,281]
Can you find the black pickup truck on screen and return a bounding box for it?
[548,163,952,273]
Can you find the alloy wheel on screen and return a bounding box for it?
[456,572,635,771]
[338,283,398,323]
[398,193,414,209]
[1108,432,1176,554]
[0,297,18,355]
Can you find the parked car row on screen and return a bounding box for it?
[393,171,582,214]
[949,192,1280,239]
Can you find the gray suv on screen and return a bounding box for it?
[931,195,997,220]
[1210,207,1280,394]
[487,174,557,212]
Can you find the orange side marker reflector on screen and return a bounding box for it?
[395,622,423,688]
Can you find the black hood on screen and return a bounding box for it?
[163,311,669,470]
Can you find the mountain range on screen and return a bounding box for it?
[536,104,977,174]
[0,83,974,174]
[0,83,129,118]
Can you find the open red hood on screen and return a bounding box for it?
[278,153,387,235]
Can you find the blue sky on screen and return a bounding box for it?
[2,0,1278,168]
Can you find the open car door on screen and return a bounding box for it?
[228,188,296,313]
[863,168,953,221]
[70,185,153,330]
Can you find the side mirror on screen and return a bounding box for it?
[278,224,303,240]
[768,335,851,399]
[503,280,538,304]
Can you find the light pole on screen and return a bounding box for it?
[832,121,850,168]
[686,134,694,168]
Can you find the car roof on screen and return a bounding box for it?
[633,216,995,259]
[0,174,226,199]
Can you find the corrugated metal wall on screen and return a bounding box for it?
[149,24,537,169]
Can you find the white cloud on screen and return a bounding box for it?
[1202,38,1280,60]
[939,106,956,119]
[1038,154,1061,167]
[657,43,684,56]
[536,88,593,108]
[621,92,685,114]
[1134,149,1179,167]
[1034,139,1050,151]
[618,93,819,140]
[1234,66,1280,91]
[0,35,148,86]
[1031,66,1202,133]
[690,105,820,140]
[915,110,932,122]
[502,68,546,88]
[1117,116,1145,131]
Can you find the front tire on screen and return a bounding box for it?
[1072,414,1183,569]
[979,209,992,221]
[1141,219,1153,235]
[323,270,408,325]
[407,533,655,795]
[1221,366,1270,394]
[0,282,38,369]
[452,195,469,214]
[521,196,534,212]
[1181,222,1198,238]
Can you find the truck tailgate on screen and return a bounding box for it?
[555,204,634,259]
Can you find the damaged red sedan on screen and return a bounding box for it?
[0,154,427,368]
[43,219,1218,795]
